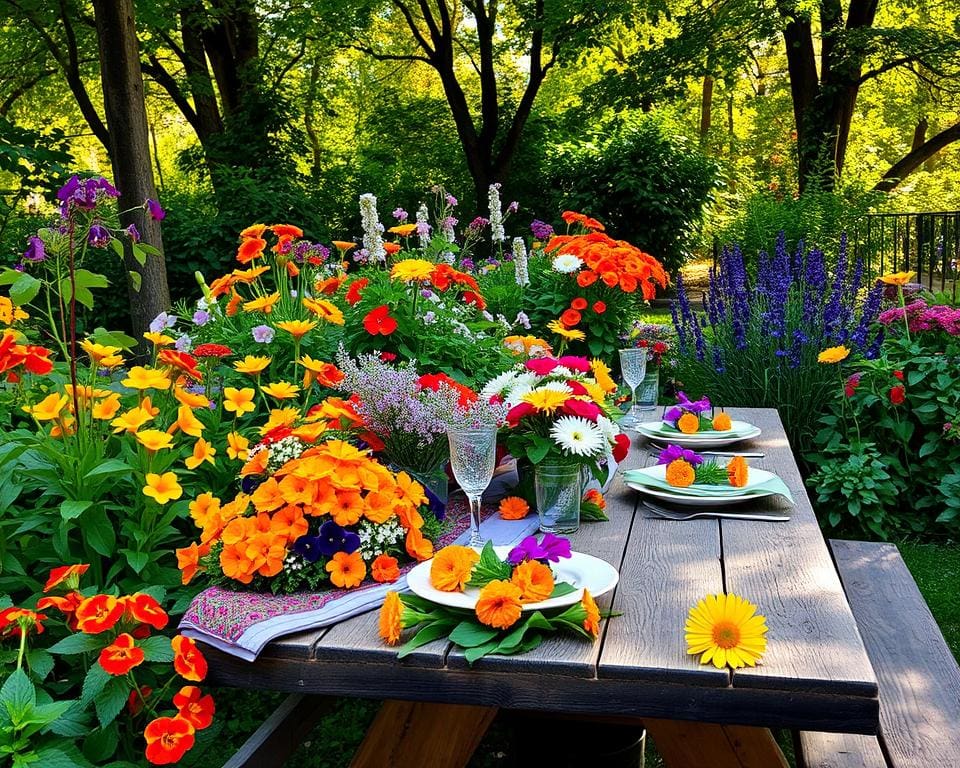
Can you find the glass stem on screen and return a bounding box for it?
[468,494,483,547]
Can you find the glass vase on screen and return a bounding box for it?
[636,363,660,412]
[534,459,583,535]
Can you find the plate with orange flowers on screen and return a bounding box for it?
[635,420,761,449]
[623,465,793,507]
[406,546,619,612]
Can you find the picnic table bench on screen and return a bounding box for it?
[199,407,949,767]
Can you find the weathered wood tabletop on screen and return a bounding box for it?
[204,408,880,766]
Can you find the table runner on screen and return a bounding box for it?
[179,499,539,660]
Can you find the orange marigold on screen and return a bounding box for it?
[371,554,401,583]
[665,459,696,488]
[498,496,530,520]
[379,591,403,645]
[326,551,366,588]
[429,545,480,592]
[727,456,749,488]
[712,412,732,431]
[475,579,523,630]
[677,412,701,434]
[582,589,601,638]
[510,559,554,603]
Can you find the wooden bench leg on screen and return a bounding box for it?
[221,694,335,768]
[644,718,789,768]
[350,700,498,768]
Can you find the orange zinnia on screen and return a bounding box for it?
[712,412,732,431]
[677,412,700,434]
[99,632,145,675]
[429,545,480,592]
[371,554,401,583]
[511,559,554,603]
[240,223,267,239]
[172,635,208,682]
[665,459,696,488]
[498,496,530,520]
[475,580,523,629]
[144,715,196,764]
[582,589,601,638]
[326,551,366,588]
[379,591,404,645]
[237,237,266,264]
[727,456,749,487]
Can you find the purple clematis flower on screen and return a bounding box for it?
[315,521,360,557]
[507,533,572,565]
[656,444,704,467]
[22,236,45,262]
[145,198,165,221]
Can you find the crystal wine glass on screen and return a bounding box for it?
[618,348,648,429]
[447,427,499,547]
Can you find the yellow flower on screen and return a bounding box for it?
[302,297,345,325]
[879,271,916,286]
[143,472,183,505]
[91,394,122,420]
[142,332,175,347]
[390,258,434,282]
[261,381,300,399]
[817,345,850,364]
[547,319,586,341]
[685,593,768,669]
[582,381,608,406]
[233,355,271,375]
[122,366,171,390]
[23,393,69,421]
[111,407,154,434]
[172,405,205,437]
[242,293,280,314]
[388,223,418,237]
[80,339,124,367]
[223,387,256,415]
[227,432,250,461]
[174,385,209,409]
[259,408,299,435]
[0,296,28,325]
[275,320,317,339]
[136,429,174,452]
[521,388,570,414]
[590,358,617,394]
[185,438,217,469]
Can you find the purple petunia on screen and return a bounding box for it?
[656,444,704,467]
[22,236,45,263]
[125,223,140,243]
[507,533,572,565]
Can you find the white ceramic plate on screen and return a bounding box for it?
[406,547,619,612]
[625,464,778,507]
[636,420,762,449]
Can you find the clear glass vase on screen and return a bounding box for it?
[636,363,660,412]
[535,459,582,534]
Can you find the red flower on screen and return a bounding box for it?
[892,370,904,381]
[158,350,202,380]
[43,563,89,593]
[144,716,196,765]
[506,402,537,427]
[562,398,600,422]
[345,278,368,306]
[577,270,598,288]
[379,351,396,362]
[570,297,588,311]
[560,308,581,327]
[173,686,215,730]
[557,356,591,373]
[75,594,123,634]
[192,344,233,358]
[37,591,83,630]
[565,380,588,396]
[127,685,153,716]
[0,607,46,638]
[371,554,401,583]
[463,290,486,310]
[236,237,266,264]
[525,357,559,376]
[99,633,145,675]
[383,241,401,256]
[889,385,906,405]
[418,373,478,408]
[172,635,208,682]
[844,373,862,398]
[121,593,168,630]
[21,345,54,375]
[653,341,668,355]
[612,433,631,463]
[363,305,398,336]
[592,301,606,314]
[270,224,303,239]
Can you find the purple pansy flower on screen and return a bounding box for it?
[656,444,704,467]
[315,521,361,557]
[292,534,324,563]
[145,198,165,221]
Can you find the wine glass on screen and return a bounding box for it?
[446,427,499,547]
[618,348,648,429]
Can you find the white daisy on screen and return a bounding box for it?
[536,381,573,395]
[595,414,619,445]
[481,370,520,400]
[551,416,605,457]
[504,372,538,405]
[552,254,584,273]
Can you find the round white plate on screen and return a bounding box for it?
[636,420,761,449]
[625,464,777,507]
[406,547,619,612]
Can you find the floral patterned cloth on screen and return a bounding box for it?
[179,499,539,660]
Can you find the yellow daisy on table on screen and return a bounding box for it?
[547,319,586,341]
[234,355,271,375]
[243,292,280,314]
[685,593,768,669]
[390,258,434,282]
[521,387,570,414]
[878,270,916,286]
[817,345,850,364]
[275,320,317,339]
[261,381,300,399]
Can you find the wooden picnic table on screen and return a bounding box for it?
[203,408,880,768]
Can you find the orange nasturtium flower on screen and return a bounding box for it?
[233,355,271,375]
[240,223,267,239]
[223,387,256,415]
[91,394,122,420]
[99,633,145,676]
[429,545,480,592]
[172,635,208,681]
[475,579,523,630]
[144,715,196,764]
[498,496,530,520]
[136,429,174,452]
[22,393,68,421]
[325,551,367,589]
[176,542,207,585]
[121,593,169,630]
[371,554,401,583]
[511,559,555,603]
[144,472,184,504]
[75,594,124,634]
[123,366,171,390]
[111,406,154,434]
[170,405,205,438]
[43,563,89,593]
[172,686,215,731]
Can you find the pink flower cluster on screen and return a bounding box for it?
[877,300,960,336]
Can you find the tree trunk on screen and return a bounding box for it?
[92,0,170,341]
[779,10,819,192]
[873,120,960,192]
[304,56,323,184]
[700,75,713,143]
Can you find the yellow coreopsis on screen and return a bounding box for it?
[233,355,271,375]
[261,381,300,399]
[122,366,171,390]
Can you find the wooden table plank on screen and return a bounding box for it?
[598,443,728,686]
[721,409,878,698]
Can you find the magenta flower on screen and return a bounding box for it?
[562,398,601,422]
[557,355,591,373]
[145,198,165,221]
[656,444,704,466]
[525,357,559,376]
[87,224,111,248]
[507,533,572,565]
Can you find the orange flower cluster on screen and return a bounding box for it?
[545,224,668,300]
[727,456,749,487]
[0,330,53,381]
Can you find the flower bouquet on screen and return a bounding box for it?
[177,398,442,595]
[379,535,603,664]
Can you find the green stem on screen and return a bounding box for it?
[15,627,27,670]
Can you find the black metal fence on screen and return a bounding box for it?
[854,211,960,299]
